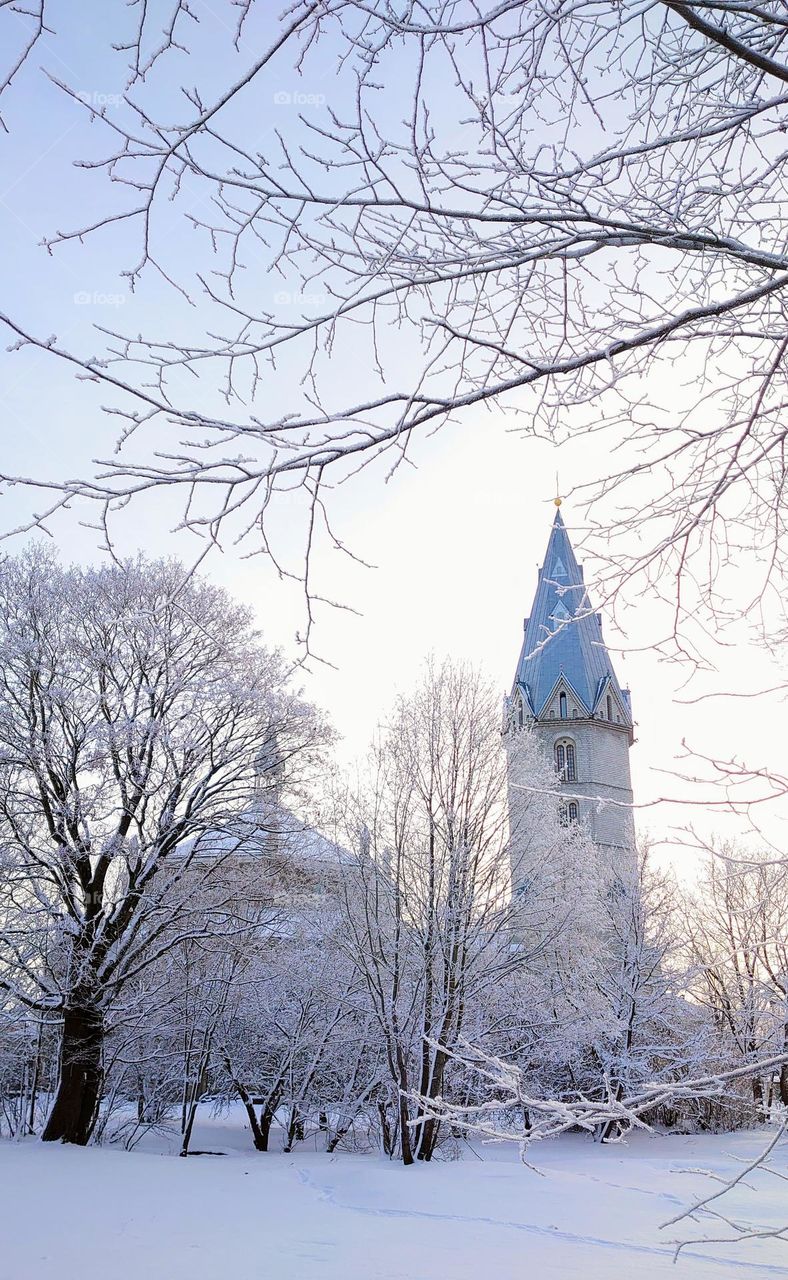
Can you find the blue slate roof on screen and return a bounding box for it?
[511,509,631,725]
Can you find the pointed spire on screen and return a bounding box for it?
[510,509,632,730]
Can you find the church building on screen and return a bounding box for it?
[504,502,635,858]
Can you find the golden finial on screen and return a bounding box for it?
[554,470,562,507]
[554,495,562,508]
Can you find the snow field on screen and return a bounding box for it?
[2,1112,788,1279]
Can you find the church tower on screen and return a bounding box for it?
[504,503,634,858]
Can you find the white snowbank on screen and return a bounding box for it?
[2,1113,787,1279]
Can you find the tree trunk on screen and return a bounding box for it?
[398,1089,414,1165]
[752,1072,766,1121]
[180,1060,209,1157]
[597,1078,625,1143]
[222,1056,268,1151]
[26,1018,46,1135]
[283,1105,304,1152]
[780,1023,788,1107]
[242,1101,267,1151]
[780,1063,788,1108]
[417,1047,448,1162]
[377,1100,395,1158]
[180,1099,199,1157]
[42,1001,104,1145]
[259,1106,274,1152]
[326,1127,345,1154]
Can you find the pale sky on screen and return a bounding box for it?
[1,3,785,875]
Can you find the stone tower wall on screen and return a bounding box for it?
[507,717,634,861]
[548,719,633,852]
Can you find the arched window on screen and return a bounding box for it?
[559,801,579,827]
[606,694,612,720]
[559,692,567,719]
[517,698,524,729]
[555,740,576,782]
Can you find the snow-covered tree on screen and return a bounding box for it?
[682,846,788,1118]
[0,548,326,1144]
[333,660,519,1163]
[217,915,382,1155]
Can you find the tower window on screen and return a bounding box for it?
[606,694,612,720]
[559,692,567,719]
[555,740,576,782]
[559,801,579,828]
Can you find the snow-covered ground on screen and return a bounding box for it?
[2,1111,787,1279]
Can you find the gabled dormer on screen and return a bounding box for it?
[591,675,631,731]
[506,681,536,730]
[536,672,590,722]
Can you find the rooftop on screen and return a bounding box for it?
[510,508,631,728]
